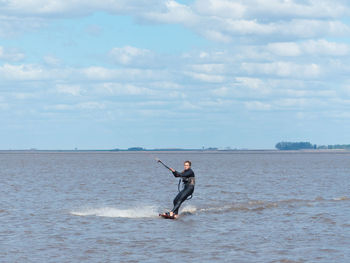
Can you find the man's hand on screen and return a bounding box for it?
[170,168,175,172]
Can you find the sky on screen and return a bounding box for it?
[1,0,350,150]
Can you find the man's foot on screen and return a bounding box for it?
[169,212,178,218]
[161,211,178,218]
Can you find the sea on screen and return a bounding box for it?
[1,151,349,263]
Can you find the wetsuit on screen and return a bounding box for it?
[171,168,195,215]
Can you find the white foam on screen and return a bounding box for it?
[333,196,349,201]
[181,205,197,213]
[70,206,158,218]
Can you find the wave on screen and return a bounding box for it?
[194,196,350,215]
[332,196,349,201]
[70,196,349,218]
[70,206,158,218]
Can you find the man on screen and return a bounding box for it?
[163,160,195,219]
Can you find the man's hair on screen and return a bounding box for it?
[184,160,191,166]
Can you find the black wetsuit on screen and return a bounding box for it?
[171,168,195,215]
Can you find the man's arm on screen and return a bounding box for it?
[172,169,193,178]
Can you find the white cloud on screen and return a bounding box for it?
[77,102,106,110]
[193,0,246,19]
[245,0,349,19]
[0,63,45,80]
[266,39,350,57]
[56,84,82,96]
[236,77,272,95]
[0,62,169,85]
[0,46,25,61]
[190,63,226,74]
[12,92,38,99]
[143,0,198,25]
[210,19,350,41]
[81,66,116,80]
[302,39,350,56]
[194,0,350,21]
[241,62,321,78]
[282,19,350,38]
[244,101,272,111]
[275,98,308,108]
[185,71,225,83]
[43,55,61,66]
[326,111,350,120]
[0,15,45,38]
[1,0,348,20]
[46,104,72,111]
[81,66,165,81]
[1,45,349,130]
[0,0,164,17]
[267,42,302,57]
[108,46,153,66]
[1,0,350,44]
[201,30,232,43]
[2,1,350,149]
[96,83,155,96]
[47,101,106,111]
[143,1,350,42]
[211,87,230,96]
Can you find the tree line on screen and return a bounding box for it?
[275,142,350,150]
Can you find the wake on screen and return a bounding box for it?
[70,196,349,218]
[70,206,158,218]
[70,204,198,218]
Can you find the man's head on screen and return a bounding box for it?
[184,160,191,170]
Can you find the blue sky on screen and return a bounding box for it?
[1,0,350,149]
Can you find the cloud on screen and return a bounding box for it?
[0,63,45,80]
[266,42,302,57]
[2,0,348,20]
[56,84,82,96]
[46,101,106,111]
[0,0,163,17]
[266,39,350,57]
[141,1,350,42]
[96,83,155,96]
[80,66,167,81]
[43,55,61,67]
[194,0,350,20]
[108,46,154,66]
[211,87,230,96]
[77,101,106,110]
[190,63,226,74]
[236,77,272,95]
[12,92,38,99]
[0,15,45,38]
[241,61,321,78]
[185,71,225,83]
[193,0,246,19]
[1,0,350,44]
[0,46,25,61]
[195,18,350,43]
[3,1,350,150]
[244,101,272,111]
[142,1,198,25]
[248,0,349,19]
[301,39,350,56]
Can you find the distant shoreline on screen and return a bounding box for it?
[0,149,348,153]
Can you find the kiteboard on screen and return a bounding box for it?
[159,213,178,220]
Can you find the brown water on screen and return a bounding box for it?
[1,151,350,262]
